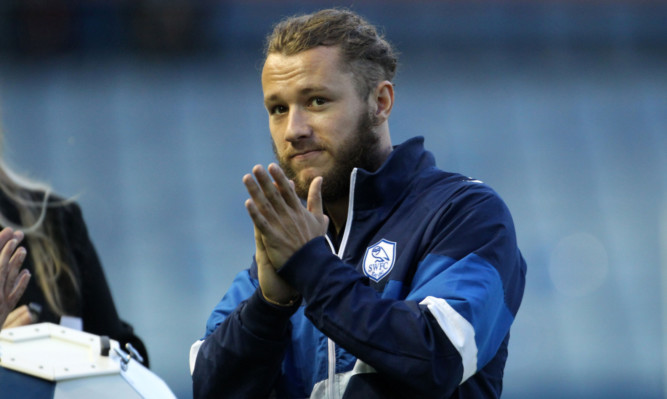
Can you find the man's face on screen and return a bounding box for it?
[262,46,381,202]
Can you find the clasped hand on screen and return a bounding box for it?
[0,227,30,329]
[243,163,328,304]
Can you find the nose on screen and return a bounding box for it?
[284,108,311,142]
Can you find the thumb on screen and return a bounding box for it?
[307,176,323,215]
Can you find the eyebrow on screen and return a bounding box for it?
[264,86,330,103]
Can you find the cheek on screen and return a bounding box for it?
[327,113,360,142]
[269,127,284,147]
[269,122,280,138]
[270,132,286,158]
[318,111,355,136]
[270,130,280,144]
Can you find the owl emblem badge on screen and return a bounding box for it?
[363,239,397,282]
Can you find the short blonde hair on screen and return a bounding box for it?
[265,8,398,99]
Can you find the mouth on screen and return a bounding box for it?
[290,148,324,161]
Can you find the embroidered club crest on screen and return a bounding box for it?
[363,239,397,282]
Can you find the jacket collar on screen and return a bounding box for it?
[351,136,434,212]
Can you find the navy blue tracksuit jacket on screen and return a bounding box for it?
[191,136,527,398]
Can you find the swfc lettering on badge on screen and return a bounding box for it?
[363,239,397,282]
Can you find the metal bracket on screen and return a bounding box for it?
[125,343,145,365]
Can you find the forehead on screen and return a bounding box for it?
[261,46,353,99]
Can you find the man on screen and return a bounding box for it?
[0,227,31,329]
[191,8,526,399]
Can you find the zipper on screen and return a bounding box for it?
[325,168,358,398]
[327,338,336,398]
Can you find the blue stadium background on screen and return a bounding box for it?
[1,1,666,398]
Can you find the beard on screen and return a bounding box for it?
[273,107,383,203]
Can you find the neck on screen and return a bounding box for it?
[325,197,349,235]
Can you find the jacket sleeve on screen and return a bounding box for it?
[191,269,300,399]
[277,188,526,398]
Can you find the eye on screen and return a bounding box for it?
[270,105,288,115]
[308,97,327,107]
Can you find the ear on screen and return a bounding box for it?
[371,80,394,124]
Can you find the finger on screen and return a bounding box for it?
[307,176,324,216]
[244,172,276,221]
[3,304,32,329]
[307,177,329,232]
[6,246,27,287]
[242,173,261,201]
[267,163,302,209]
[253,165,291,214]
[244,169,283,223]
[244,198,272,236]
[4,305,28,326]
[0,238,19,291]
[0,227,15,250]
[8,269,30,304]
[12,230,24,245]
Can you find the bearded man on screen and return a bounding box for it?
[190,8,526,399]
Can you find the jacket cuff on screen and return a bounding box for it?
[277,237,339,299]
[239,289,299,339]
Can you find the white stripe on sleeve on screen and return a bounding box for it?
[420,296,478,383]
[189,339,204,375]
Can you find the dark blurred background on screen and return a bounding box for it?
[1,1,666,398]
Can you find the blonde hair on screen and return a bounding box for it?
[0,140,79,317]
[265,8,398,99]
